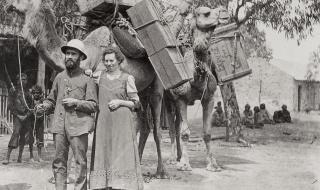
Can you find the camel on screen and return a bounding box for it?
[164,6,230,171]
[5,0,194,178]
[6,0,230,175]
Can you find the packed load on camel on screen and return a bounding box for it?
[4,0,252,183]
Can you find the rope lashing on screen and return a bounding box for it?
[17,37,47,150]
[17,37,33,112]
[232,31,239,74]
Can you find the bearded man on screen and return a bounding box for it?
[37,39,98,190]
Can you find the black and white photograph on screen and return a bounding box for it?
[0,0,319,189]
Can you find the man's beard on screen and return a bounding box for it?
[65,59,79,71]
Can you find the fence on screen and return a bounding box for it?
[0,88,13,134]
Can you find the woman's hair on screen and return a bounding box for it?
[102,46,124,63]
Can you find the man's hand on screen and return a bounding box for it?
[36,103,48,114]
[62,98,79,108]
[84,69,93,77]
[108,99,122,111]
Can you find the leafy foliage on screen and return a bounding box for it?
[305,46,320,81]
[240,23,273,61]
[191,0,320,60]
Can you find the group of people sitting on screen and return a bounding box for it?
[211,101,291,128]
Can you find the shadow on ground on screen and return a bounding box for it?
[0,183,32,190]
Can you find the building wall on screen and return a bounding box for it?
[294,80,320,111]
[213,58,296,114]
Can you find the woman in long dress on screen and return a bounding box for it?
[90,47,143,190]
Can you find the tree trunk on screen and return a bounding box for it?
[220,82,242,142]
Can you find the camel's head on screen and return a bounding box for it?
[194,6,229,29]
[171,0,193,16]
[191,6,230,60]
[6,0,41,15]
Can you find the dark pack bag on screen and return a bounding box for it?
[111,26,147,58]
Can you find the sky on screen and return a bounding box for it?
[260,24,320,80]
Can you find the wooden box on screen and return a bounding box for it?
[127,0,192,89]
[209,23,252,83]
[127,0,176,55]
[77,0,139,18]
[149,48,193,89]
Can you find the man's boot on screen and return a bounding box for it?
[17,145,24,163]
[55,173,67,190]
[2,148,13,165]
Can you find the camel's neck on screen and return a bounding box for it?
[162,0,193,38]
[22,3,65,71]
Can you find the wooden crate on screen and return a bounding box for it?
[127,0,192,89]
[127,0,176,55]
[209,23,252,83]
[77,0,139,17]
[149,47,193,89]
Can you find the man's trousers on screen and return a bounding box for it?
[52,132,88,190]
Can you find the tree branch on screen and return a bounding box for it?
[238,0,275,26]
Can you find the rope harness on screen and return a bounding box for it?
[16,37,48,150]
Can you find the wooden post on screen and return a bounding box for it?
[37,57,46,90]
[259,80,262,105]
[220,81,242,142]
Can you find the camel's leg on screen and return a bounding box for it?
[175,111,182,162]
[175,100,192,171]
[138,97,150,162]
[167,117,177,165]
[202,97,221,172]
[167,110,182,165]
[149,79,167,178]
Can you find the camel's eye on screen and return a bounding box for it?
[204,12,210,17]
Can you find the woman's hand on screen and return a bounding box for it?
[62,98,79,108]
[108,99,123,111]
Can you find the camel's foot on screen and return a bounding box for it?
[206,164,222,172]
[206,154,222,172]
[29,158,35,163]
[155,167,169,179]
[38,158,44,162]
[237,137,252,147]
[2,160,9,165]
[166,157,177,165]
[176,157,192,171]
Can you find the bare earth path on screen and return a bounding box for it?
[0,112,319,190]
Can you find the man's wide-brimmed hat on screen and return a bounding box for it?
[61,39,87,60]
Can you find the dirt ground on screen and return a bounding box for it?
[0,112,319,190]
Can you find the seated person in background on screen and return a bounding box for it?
[273,105,291,123]
[242,104,254,128]
[211,105,226,127]
[273,110,283,123]
[253,106,264,128]
[259,103,274,124]
[281,105,291,123]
